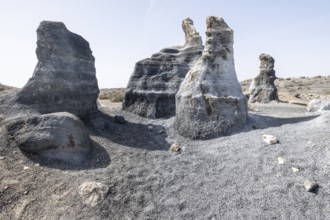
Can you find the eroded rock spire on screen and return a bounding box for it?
[174,16,248,139]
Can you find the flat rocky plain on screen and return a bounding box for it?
[1,76,330,219]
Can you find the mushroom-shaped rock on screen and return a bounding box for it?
[249,54,278,103]
[5,112,93,163]
[15,21,100,120]
[122,18,203,119]
[174,16,248,139]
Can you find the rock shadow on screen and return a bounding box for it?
[246,113,319,131]
[21,140,110,170]
[85,111,171,151]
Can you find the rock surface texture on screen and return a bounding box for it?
[122,18,203,118]
[5,112,93,163]
[307,98,330,112]
[15,21,99,119]
[174,16,248,139]
[249,54,278,103]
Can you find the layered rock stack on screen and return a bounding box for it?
[174,16,248,139]
[249,54,278,103]
[122,18,203,119]
[16,21,100,120]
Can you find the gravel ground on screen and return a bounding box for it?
[1,91,330,219]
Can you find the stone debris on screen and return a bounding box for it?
[15,21,99,120]
[170,144,181,152]
[291,167,299,173]
[263,134,279,145]
[174,16,247,139]
[122,18,203,119]
[23,166,29,170]
[249,54,278,103]
[79,182,109,207]
[277,157,285,165]
[304,180,319,192]
[0,156,5,160]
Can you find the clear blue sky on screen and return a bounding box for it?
[1,0,330,88]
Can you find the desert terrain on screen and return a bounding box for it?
[1,76,330,219]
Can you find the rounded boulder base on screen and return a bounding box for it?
[5,112,93,164]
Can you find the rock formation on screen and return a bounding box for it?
[15,21,99,120]
[174,16,248,139]
[249,54,278,103]
[5,112,93,163]
[122,18,203,118]
[307,98,330,112]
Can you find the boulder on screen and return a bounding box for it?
[174,16,248,139]
[122,18,203,118]
[307,98,330,112]
[249,54,278,103]
[79,181,109,207]
[15,21,99,120]
[5,112,93,163]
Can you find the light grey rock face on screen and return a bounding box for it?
[307,98,330,112]
[5,112,93,163]
[16,21,99,120]
[174,16,248,139]
[249,54,278,103]
[122,18,203,119]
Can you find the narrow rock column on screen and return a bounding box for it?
[249,53,278,103]
[174,16,248,139]
[16,21,100,120]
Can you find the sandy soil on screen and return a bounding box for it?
[1,79,330,219]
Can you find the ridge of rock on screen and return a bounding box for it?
[122,18,203,119]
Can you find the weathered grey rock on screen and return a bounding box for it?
[307,98,330,112]
[5,112,93,163]
[304,180,319,192]
[122,18,203,118]
[249,54,278,103]
[174,16,248,139]
[15,21,99,119]
[79,182,109,207]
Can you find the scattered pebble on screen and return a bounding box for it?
[0,156,5,160]
[304,180,319,192]
[23,166,30,170]
[292,167,299,173]
[263,134,279,145]
[170,144,181,152]
[148,125,153,131]
[24,191,29,195]
[277,157,285,165]
[13,151,17,154]
[35,163,40,167]
[79,182,109,207]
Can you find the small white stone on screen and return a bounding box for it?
[277,157,285,165]
[304,180,319,192]
[263,134,279,145]
[0,156,5,160]
[170,144,181,152]
[35,163,40,167]
[292,167,299,173]
[23,166,30,170]
[148,125,153,131]
[79,182,109,207]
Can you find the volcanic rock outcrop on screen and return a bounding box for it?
[122,18,203,118]
[15,21,99,120]
[5,112,93,163]
[174,16,248,139]
[249,54,278,103]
